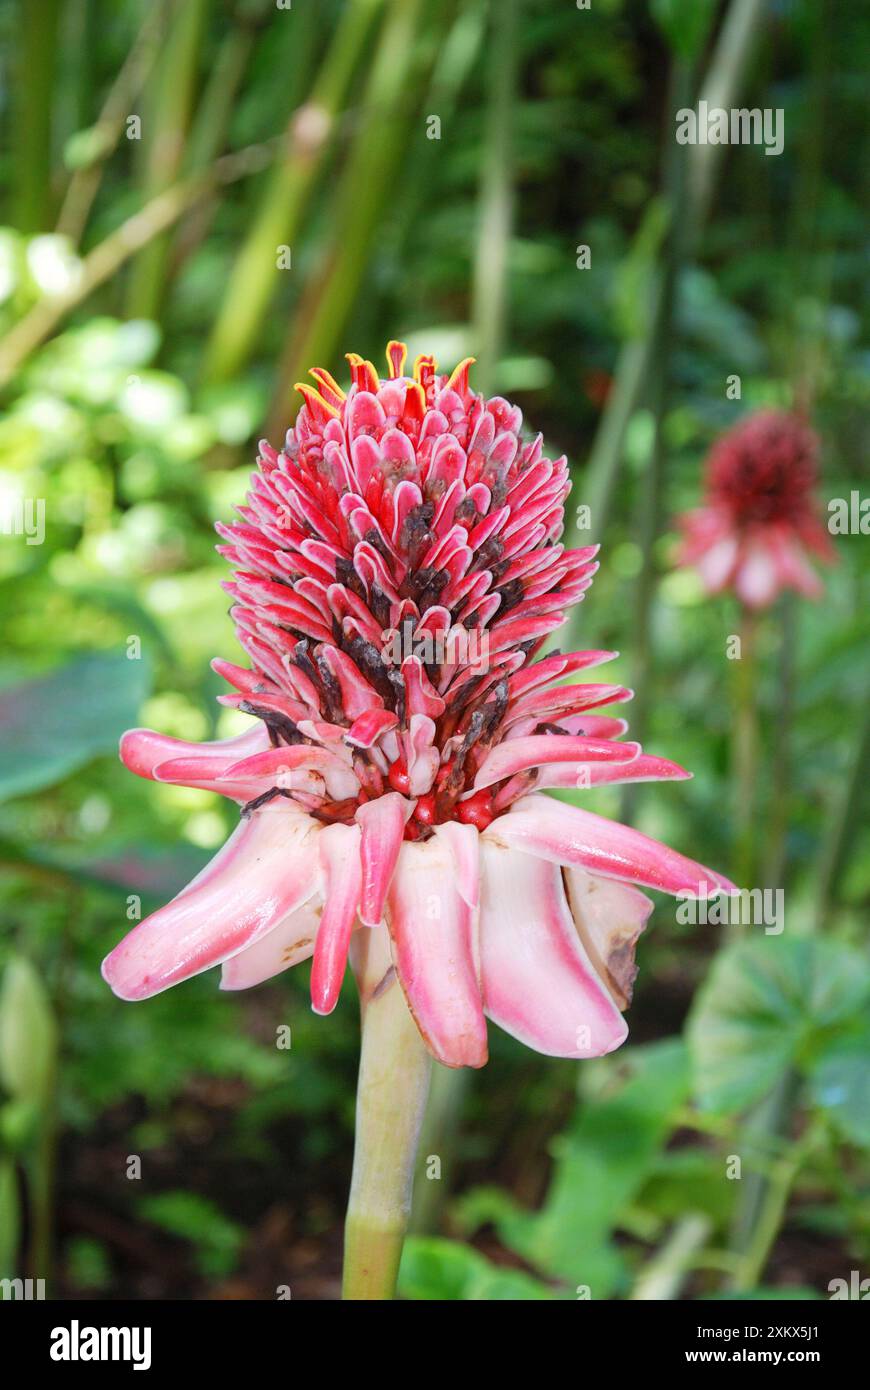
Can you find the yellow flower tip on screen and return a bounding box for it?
[446,357,476,394]
[294,382,341,423]
[412,353,438,389]
[386,340,408,379]
[309,367,346,407]
[345,354,379,393]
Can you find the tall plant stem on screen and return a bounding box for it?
[0,140,279,388]
[266,0,428,438]
[619,60,691,825]
[343,928,431,1301]
[630,1213,712,1301]
[728,1086,819,1293]
[732,605,759,895]
[55,0,169,243]
[11,0,61,231]
[570,0,767,550]
[202,0,384,386]
[125,0,209,321]
[470,0,518,395]
[726,1068,798,1289]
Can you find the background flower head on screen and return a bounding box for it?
[677,409,836,609]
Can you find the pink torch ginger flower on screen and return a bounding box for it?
[103,343,731,1068]
[677,409,835,609]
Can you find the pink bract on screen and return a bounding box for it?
[103,343,731,1068]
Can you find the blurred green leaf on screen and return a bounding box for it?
[688,938,870,1115]
[137,1191,243,1279]
[399,1237,554,1301]
[808,1030,870,1147]
[0,651,152,801]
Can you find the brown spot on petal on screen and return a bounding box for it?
[563,868,648,1012]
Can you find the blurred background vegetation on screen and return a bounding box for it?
[0,0,867,1300]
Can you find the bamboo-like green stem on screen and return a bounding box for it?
[11,0,61,231]
[343,927,431,1301]
[0,140,279,388]
[470,0,518,395]
[55,0,169,243]
[687,0,770,230]
[567,0,767,554]
[125,0,209,321]
[202,0,383,385]
[266,0,429,439]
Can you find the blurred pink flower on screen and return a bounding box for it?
[103,344,730,1067]
[677,409,836,609]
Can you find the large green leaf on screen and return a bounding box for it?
[0,651,152,801]
[688,937,870,1115]
[808,1030,870,1147]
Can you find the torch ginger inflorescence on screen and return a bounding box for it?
[104,343,732,1069]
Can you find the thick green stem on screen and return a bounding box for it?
[11,0,61,231]
[343,927,431,1301]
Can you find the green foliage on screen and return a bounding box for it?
[453,1042,691,1298]
[0,653,152,802]
[137,1191,243,1279]
[399,1237,555,1301]
[688,937,870,1120]
[650,0,718,61]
